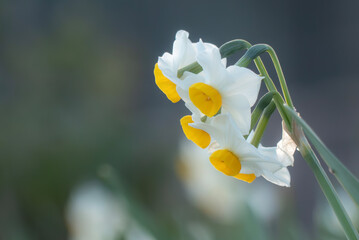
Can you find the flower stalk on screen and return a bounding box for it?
[250,91,276,132]
[251,101,276,147]
[236,44,294,108]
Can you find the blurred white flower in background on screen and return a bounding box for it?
[66,182,155,240]
[186,221,214,240]
[177,138,283,223]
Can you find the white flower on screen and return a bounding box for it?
[154,30,219,103]
[192,114,292,186]
[66,182,155,240]
[66,182,127,240]
[176,41,263,135]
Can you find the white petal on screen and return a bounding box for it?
[176,86,189,102]
[194,41,227,66]
[262,168,291,187]
[239,146,280,173]
[223,66,263,106]
[175,30,189,40]
[184,101,203,122]
[207,141,221,154]
[158,53,180,85]
[255,145,291,186]
[238,150,283,177]
[258,145,288,168]
[191,121,225,147]
[220,114,247,150]
[196,42,226,85]
[173,30,196,69]
[176,73,203,91]
[240,155,283,175]
[222,94,251,135]
[191,114,236,148]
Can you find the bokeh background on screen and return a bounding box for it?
[0,0,359,239]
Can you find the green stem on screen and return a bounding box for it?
[251,58,291,131]
[266,47,294,108]
[251,92,276,132]
[236,44,294,108]
[252,57,277,92]
[298,138,359,240]
[219,39,252,58]
[251,101,276,147]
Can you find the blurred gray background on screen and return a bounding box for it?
[0,0,358,239]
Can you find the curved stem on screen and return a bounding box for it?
[251,92,276,132]
[251,101,276,147]
[266,47,294,108]
[237,44,294,108]
[252,58,291,130]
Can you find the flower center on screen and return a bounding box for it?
[189,83,222,117]
[209,149,241,176]
[180,115,211,149]
[154,63,181,103]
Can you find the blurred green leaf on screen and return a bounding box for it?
[284,106,359,207]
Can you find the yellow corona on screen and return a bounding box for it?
[189,83,222,117]
[210,149,256,183]
[180,115,211,149]
[154,63,181,103]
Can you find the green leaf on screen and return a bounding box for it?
[284,105,359,207]
[299,141,359,240]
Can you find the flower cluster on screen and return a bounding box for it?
[154,30,296,187]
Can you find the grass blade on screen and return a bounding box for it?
[284,105,359,207]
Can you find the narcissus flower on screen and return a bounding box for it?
[176,42,262,135]
[193,114,293,186]
[154,30,219,103]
